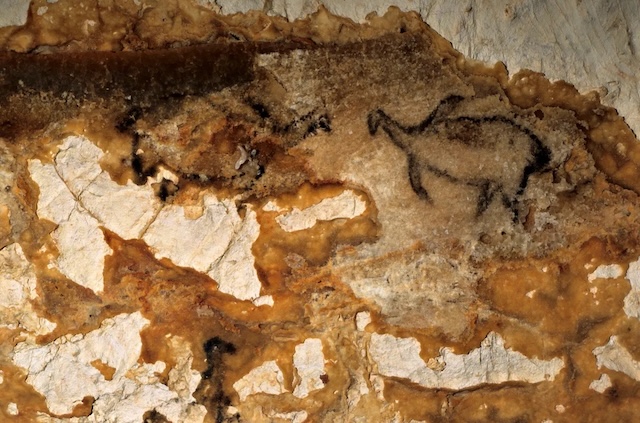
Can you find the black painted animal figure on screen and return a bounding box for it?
[367,96,551,217]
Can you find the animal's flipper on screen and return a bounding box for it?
[476,180,500,216]
[408,155,432,203]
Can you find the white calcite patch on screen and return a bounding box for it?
[167,336,205,408]
[29,134,264,301]
[624,258,640,319]
[268,410,309,423]
[143,195,263,301]
[355,311,371,331]
[369,374,385,401]
[252,295,275,307]
[233,360,287,401]
[55,136,104,196]
[53,208,113,294]
[262,200,284,212]
[6,402,18,416]
[346,372,370,410]
[12,312,205,422]
[206,207,262,301]
[28,160,76,224]
[13,312,148,415]
[28,135,163,293]
[79,171,161,240]
[275,190,366,232]
[0,243,56,335]
[590,373,613,394]
[143,195,238,272]
[292,338,326,398]
[54,136,162,240]
[0,0,30,27]
[369,332,564,390]
[588,264,624,282]
[0,244,36,309]
[593,336,640,381]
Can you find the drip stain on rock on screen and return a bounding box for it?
[197,337,237,423]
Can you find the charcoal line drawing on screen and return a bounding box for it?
[368,96,551,217]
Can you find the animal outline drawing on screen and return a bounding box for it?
[367,95,551,218]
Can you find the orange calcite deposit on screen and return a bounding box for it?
[1,3,640,423]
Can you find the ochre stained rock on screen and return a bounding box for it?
[1,4,640,423]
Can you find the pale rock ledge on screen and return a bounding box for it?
[233,360,287,401]
[28,134,163,293]
[588,263,624,282]
[292,338,326,399]
[624,257,640,320]
[29,156,110,293]
[12,312,206,422]
[589,373,613,394]
[593,336,640,382]
[369,332,564,390]
[53,135,162,240]
[274,190,367,232]
[142,195,263,301]
[28,135,264,302]
[0,243,56,336]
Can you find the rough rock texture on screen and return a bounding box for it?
[216,0,640,140]
[0,0,30,28]
[1,2,640,423]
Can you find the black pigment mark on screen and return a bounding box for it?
[131,156,145,180]
[154,178,178,202]
[408,154,432,202]
[131,135,145,179]
[250,101,271,119]
[269,109,332,140]
[157,183,169,201]
[130,134,158,185]
[305,113,332,137]
[367,95,551,218]
[197,337,237,423]
[116,106,143,132]
[143,409,170,423]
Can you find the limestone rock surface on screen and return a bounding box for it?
[0,2,640,423]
